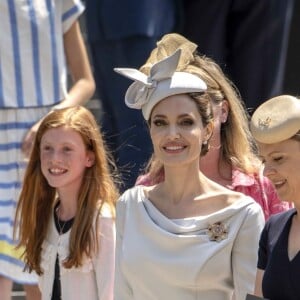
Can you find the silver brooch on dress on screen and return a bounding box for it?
[207,222,228,242]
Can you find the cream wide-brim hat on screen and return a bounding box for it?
[114,49,207,120]
[250,95,300,144]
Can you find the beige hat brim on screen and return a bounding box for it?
[125,72,206,120]
[114,49,207,120]
[250,95,300,144]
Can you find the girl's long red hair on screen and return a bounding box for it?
[15,106,119,275]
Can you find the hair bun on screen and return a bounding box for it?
[140,33,198,74]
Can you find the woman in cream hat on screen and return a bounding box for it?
[114,36,264,300]
[251,95,300,299]
[136,33,290,220]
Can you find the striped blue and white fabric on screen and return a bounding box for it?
[0,107,50,283]
[0,0,84,108]
[0,0,84,284]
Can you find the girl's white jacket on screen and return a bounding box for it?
[39,205,115,300]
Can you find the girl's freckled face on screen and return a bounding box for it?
[40,126,92,192]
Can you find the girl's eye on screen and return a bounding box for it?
[63,147,72,152]
[42,145,52,151]
[180,118,194,126]
[273,156,283,162]
[153,119,167,127]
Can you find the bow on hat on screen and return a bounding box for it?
[114,49,183,109]
[114,49,207,120]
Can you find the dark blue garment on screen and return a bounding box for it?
[257,209,300,300]
[84,0,177,191]
[85,0,176,41]
[182,0,294,112]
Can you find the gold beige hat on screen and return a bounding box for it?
[114,49,207,120]
[250,95,300,144]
